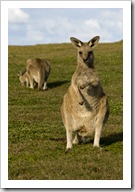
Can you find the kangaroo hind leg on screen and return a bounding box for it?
[43,81,48,90]
[93,96,108,147]
[28,73,34,89]
[38,71,44,91]
[65,129,73,153]
[93,123,103,147]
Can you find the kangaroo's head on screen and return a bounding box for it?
[70,36,100,68]
[18,71,27,86]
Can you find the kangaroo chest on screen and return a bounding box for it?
[75,68,101,107]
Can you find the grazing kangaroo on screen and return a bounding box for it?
[18,58,51,91]
[61,36,109,152]
[18,70,30,87]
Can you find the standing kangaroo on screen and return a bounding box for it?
[61,36,109,152]
[18,58,51,91]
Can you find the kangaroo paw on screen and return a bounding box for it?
[79,100,84,105]
[65,148,71,153]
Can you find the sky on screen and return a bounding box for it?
[8,8,123,45]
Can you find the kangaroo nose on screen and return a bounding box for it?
[83,58,88,62]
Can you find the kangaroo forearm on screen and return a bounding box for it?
[72,84,84,105]
[79,80,99,90]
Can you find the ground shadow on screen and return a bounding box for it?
[49,132,123,147]
[50,137,66,142]
[85,132,123,147]
[100,132,123,146]
[48,80,70,89]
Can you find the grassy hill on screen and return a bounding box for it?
[8,41,123,180]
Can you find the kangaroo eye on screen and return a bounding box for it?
[89,51,93,55]
[79,51,82,55]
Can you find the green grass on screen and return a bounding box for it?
[8,41,123,180]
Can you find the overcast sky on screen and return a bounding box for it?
[8,8,123,45]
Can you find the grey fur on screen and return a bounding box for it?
[61,36,109,152]
[18,58,51,91]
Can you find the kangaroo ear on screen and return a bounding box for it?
[87,36,100,48]
[70,37,83,48]
[18,71,22,76]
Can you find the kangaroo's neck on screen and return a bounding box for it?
[77,61,94,70]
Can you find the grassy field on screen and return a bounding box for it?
[8,40,123,180]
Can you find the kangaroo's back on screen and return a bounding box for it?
[26,58,50,71]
